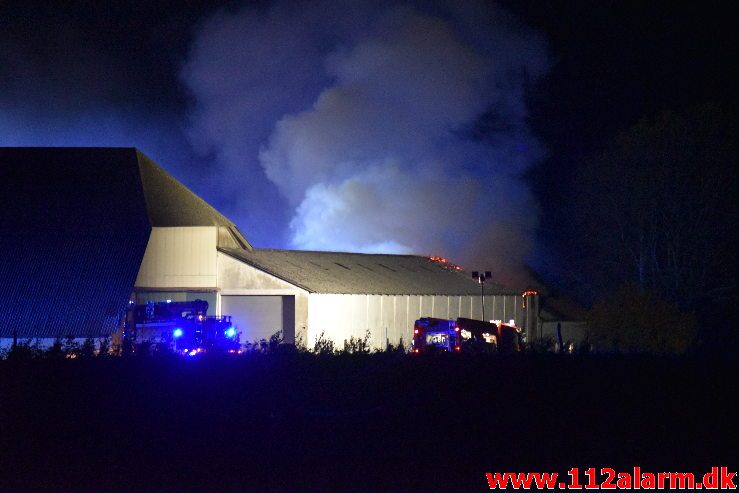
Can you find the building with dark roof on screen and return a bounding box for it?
[219,248,517,296]
[1,147,540,347]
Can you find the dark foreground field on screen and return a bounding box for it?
[0,353,736,492]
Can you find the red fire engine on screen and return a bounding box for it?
[412,317,522,354]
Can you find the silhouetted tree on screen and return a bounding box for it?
[97,336,111,356]
[46,338,65,359]
[565,105,737,313]
[79,337,96,358]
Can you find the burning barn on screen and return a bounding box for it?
[0,147,541,348]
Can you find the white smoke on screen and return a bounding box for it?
[183,0,549,284]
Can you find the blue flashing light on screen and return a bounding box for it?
[173,328,184,338]
[225,327,236,338]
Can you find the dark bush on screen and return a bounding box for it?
[45,338,66,360]
[341,329,372,354]
[79,337,96,358]
[6,339,42,361]
[312,330,335,355]
[97,336,111,356]
[588,285,697,354]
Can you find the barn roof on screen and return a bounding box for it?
[136,151,250,247]
[0,147,248,337]
[219,248,518,296]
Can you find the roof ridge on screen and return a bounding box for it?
[251,247,424,258]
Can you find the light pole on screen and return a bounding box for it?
[471,271,492,321]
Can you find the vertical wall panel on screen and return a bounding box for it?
[500,295,518,324]
[495,295,503,323]
[423,296,434,318]
[351,295,366,338]
[367,295,381,345]
[471,295,482,320]
[448,296,461,321]
[394,295,409,346]
[313,294,340,346]
[514,295,523,328]
[379,295,394,348]
[480,295,492,322]
[337,294,350,344]
[136,227,217,288]
[408,296,421,324]
[432,296,448,320]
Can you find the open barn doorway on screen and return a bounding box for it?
[220,295,295,345]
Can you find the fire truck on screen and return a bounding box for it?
[412,317,522,354]
[411,318,459,353]
[123,299,240,355]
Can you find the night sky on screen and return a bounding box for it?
[1,0,736,286]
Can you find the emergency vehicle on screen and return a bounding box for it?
[412,317,522,353]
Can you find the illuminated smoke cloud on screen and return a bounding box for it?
[184,0,549,284]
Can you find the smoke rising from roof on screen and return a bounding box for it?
[0,0,549,286]
[184,0,549,284]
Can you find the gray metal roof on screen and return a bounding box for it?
[219,248,518,296]
[137,151,251,248]
[0,147,250,338]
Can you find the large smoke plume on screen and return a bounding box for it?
[184,0,549,284]
[1,0,549,287]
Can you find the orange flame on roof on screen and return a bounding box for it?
[522,289,539,308]
[428,256,464,271]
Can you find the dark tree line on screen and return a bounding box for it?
[542,104,737,350]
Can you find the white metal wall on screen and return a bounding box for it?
[215,251,532,349]
[135,227,217,288]
[307,293,525,350]
[217,252,308,344]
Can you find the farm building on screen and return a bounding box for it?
[0,147,540,348]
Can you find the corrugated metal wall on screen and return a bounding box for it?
[307,293,527,350]
[135,227,218,288]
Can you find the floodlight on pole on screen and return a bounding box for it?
[471,271,492,321]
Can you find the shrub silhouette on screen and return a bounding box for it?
[341,330,371,354]
[588,285,696,354]
[313,330,335,355]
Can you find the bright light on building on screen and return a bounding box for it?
[173,328,183,338]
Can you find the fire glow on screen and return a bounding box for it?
[428,256,463,271]
[522,289,539,308]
